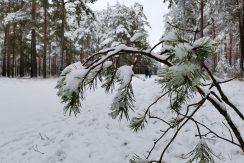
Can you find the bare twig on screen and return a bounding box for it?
[146,127,171,159]
[158,97,207,163]
[222,121,234,142]
[176,111,241,148]
[202,63,244,120]
[202,75,240,87]
[150,40,164,53]
[195,122,202,139]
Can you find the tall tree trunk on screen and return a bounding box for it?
[240,0,244,74]
[12,24,16,77]
[6,24,11,77]
[49,42,51,76]
[60,0,66,72]
[19,27,24,77]
[31,0,37,77]
[229,32,233,66]
[43,0,48,78]
[66,41,72,66]
[224,37,228,59]
[38,57,41,76]
[200,0,204,37]
[5,1,11,77]
[211,17,217,71]
[2,27,7,77]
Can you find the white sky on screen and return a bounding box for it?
[89,0,169,47]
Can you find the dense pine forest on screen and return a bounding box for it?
[0,0,243,78]
[0,0,154,78]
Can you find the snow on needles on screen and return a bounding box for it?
[3,10,29,25]
[174,43,193,60]
[193,36,215,48]
[107,44,138,56]
[61,62,87,92]
[117,65,134,89]
[130,33,145,42]
[163,30,178,41]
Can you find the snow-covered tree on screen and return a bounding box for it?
[96,2,150,49]
[163,0,244,75]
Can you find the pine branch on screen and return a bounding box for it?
[130,91,170,132]
[175,110,241,148]
[202,63,244,120]
[109,76,135,120]
[158,97,207,163]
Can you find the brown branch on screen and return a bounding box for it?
[196,85,244,152]
[167,22,200,33]
[195,122,202,139]
[202,63,244,120]
[146,91,171,126]
[195,131,212,138]
[146,127,171,159]
[82,48,114,66]
[150,40,164,53]
[201,75,239,87]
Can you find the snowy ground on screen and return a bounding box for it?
[0,76,243,163]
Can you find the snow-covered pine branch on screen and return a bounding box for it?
[57,30,244,161]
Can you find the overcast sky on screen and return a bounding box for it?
[89,0,169,47]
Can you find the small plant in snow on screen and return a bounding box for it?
[57,29,244,162]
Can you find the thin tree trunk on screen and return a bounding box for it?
[224,38,228,59]
[60,0,66,72]
[49,44,51,76]
[43,0,48,78]
[211,17,217,71]
[200,0,204,37]
[31,0,37,77]
[38,57,41,76]
[6,1,11,77]
[19,28,24,77]
[229,32,233,65]
[2,27,7,76]
[12,24,16,77]
[240,0,244,73]
[6,24,11,77]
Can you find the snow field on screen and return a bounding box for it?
[0,76,244,163]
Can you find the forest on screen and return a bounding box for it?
[0,0,243,78]
[0,0,153,78]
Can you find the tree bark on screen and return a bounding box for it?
[6,24,11,77]
[200,0,204,37]
[240,0,244,73]
[12,24,16,77]
[60,0,66,72]
[206,95,244,152]
[43,0,48,78]
[19,27,24,77]
[31,0,37,77]
[229,32,233,66]
[211,17,217,71]
[38,56,41,76]
[2,27,7,77]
